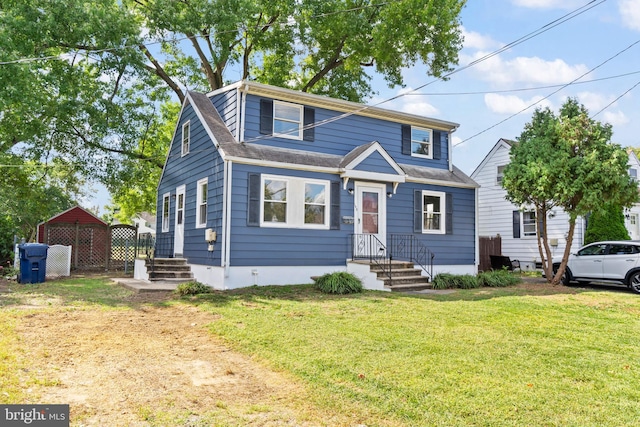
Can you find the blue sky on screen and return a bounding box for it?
[87,0,640,212]
[372,0,640,175]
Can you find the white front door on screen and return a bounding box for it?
[174,185,185,257]
[354,182,386,257]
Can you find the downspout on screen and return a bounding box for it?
[449,125,458,172]
[223,160,233,282]
[239,82,249,143]
[475,186,480,274]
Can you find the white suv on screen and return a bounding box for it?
[553,241,640,294]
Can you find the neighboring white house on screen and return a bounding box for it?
[472,139,640,270]
[132,212,156,236]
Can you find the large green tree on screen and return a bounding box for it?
[502,99,638,284]
[0,153,80,242]
[1,0,466,215]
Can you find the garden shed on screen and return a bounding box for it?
[36,206,137,271]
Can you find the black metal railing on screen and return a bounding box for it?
[137,233,174,279]
[351,234,434,282]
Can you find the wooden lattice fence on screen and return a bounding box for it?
[41,222,137,271]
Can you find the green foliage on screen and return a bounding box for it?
[502,98,639,283]
[433,271,519,289]
[584,203,630,244]
[314,272,363,294]
[477,269,520,287]
[0,0,466,213]
[432,273,479,289]
[175,281,212,296]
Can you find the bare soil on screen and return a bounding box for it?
[2,279,337,426]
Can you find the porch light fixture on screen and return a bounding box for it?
[348,188,354,195]
[387,192,392,198]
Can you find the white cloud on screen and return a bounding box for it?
[619,0,640,31]
[464,52,589,86]
[484,93,553,114]
[574,91,617,113]
[451,135,463,147]
[461,27,502,51]
[511,0,584,9]
[602,110,629,127]
[398,98,440,117]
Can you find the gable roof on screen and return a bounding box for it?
[470,138,514,179]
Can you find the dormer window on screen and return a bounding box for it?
[259,99,315,141]
[273,101,303,140]
[410,127,432,159]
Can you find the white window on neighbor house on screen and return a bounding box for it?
[273,101,303,140]
[261,175,329,229]
[629,168,637,181]
[411,127,433,159]
[162,193,170,232]
[522,211,537,237]
[421,190,445,234]
[196,178,208,228]
[181,121,190,156]
[497,165,506,185]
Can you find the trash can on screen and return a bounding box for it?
[18,243,48,284]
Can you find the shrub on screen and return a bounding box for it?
[432,273,479,289]
[175,281,211,296]
[314,272,363,294]
[477,269,520,287]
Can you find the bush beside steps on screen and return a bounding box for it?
[433,269,520,290]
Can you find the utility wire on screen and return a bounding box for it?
[591,79,640,119]
[456,38,640,146]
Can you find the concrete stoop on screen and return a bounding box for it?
[146,258,194,283]
[368,260,432,292]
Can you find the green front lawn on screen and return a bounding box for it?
[2,276,640,426]
[191,284,640,426]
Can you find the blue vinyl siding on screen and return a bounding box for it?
[353,151,398,174]
[229,163,352,267]
[211,90,238,138]
[157,101,224,266]
[241,94,449,170]
[387,183,476,265]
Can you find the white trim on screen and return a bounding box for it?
[410,126,433,160]
[161,192,170,232]
[341,141,405,176]
[196,177,208,229]
[260,174,330,229]
[471,138,513,179]
[354,181,387,247]
[420,190,446,234]
[181,120,191,156]
[223,161,232,275]
[341,169,405,183]
[273,100,304,140]
[174,185,186,256]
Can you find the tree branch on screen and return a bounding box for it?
[138,44,185,103]
[186,32,221,90]
[301,36,348,92]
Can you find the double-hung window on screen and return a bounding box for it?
[162,193,170,232]
[273,101,303,140]
[411,127,433,159]
[497,165,506,185]
[196,178,208,228]
[181,121,190,156]
[522,211,537,237]
[261,175,329,228]
[421,190,445,234]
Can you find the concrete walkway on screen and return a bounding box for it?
[111,278,180,293]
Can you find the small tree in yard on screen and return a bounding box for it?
[502,98,638,284]
[584,203,630,244]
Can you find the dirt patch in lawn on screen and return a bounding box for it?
[11,294,340,426]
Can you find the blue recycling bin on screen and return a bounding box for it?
[18,243,48,284]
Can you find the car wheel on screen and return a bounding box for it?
[628,271,640,294]
[553,266,571,286]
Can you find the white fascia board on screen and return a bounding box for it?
[341,169,406,183]
[470,138,512,179]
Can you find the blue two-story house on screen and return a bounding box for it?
[136,81,478,290]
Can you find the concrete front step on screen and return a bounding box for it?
[150,271,194,280]
[147,257,193,282]
[387,282,433,292]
